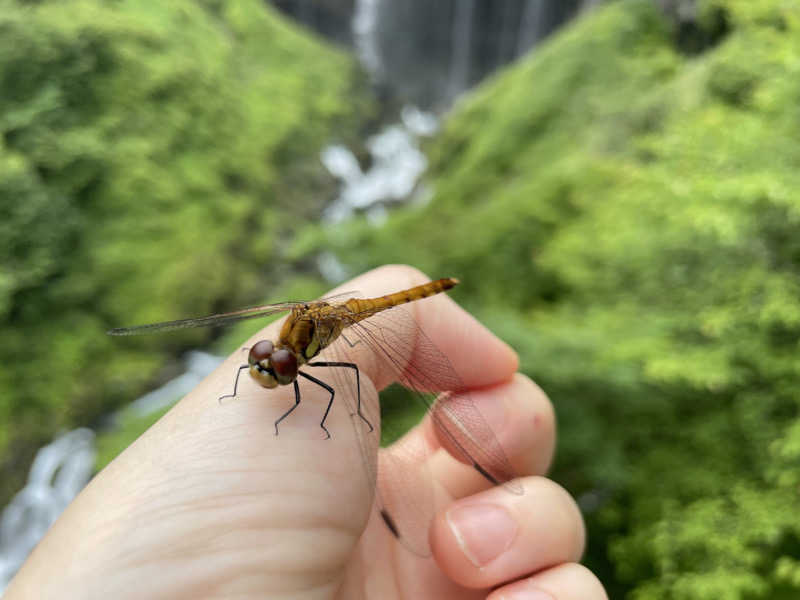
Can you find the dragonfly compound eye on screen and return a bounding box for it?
[270,348,298,385]
[248,340,274,366]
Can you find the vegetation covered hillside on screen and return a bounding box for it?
[306,0,800,597]
[0,0,369,500]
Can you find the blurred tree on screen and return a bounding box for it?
[0,0,370,501]
[300,0,800,596]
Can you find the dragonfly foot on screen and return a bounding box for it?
[219,364,248,406]
[218,393,235,405]
[353,411,374,433]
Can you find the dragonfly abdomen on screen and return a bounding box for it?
[345,278,459,323]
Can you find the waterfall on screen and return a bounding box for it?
[495,0,520,69]
[353,0,383,79]
[517,0,549,57]
[448,0,476,101]
[320,106,437,230]
[273,0,596,109]
[0,430,95,593]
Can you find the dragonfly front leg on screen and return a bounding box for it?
[218,364,249,404]
[308,361,373,433]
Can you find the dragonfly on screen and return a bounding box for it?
[108,277,521,555]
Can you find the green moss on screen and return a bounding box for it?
[300,0,800,596]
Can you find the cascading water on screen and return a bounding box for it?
[316,0,596,277]
[448,0,477,101]
[318,105,437,282]
[277,0,600,109]
[0,429,95,593]
[353,0,383,80]
[321,106,436,224]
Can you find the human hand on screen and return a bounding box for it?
[6,265,606,599]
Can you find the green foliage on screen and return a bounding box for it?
[0,0,369,500]
[299,0,800,596]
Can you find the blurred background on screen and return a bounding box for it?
[1,0,799,596]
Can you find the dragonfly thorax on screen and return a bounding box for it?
[246,307,339,390]
[247,340,298,388]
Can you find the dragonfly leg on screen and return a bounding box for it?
[274,380,303,436]
[298,370,334,440]
[218,364,248,404]
[308,361,373,433]
[340,333,361,348]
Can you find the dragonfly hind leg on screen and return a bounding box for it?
[274,380,303,436]
[340,333,361,348]
[218,364,249,404]
[308,361,373,433]
[297,371,334,439]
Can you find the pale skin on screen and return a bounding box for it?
[6,265,608,600]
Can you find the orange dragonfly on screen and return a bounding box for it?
[109,277,520,555]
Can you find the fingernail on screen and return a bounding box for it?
[446,503,518,567]
[498,585,555,600]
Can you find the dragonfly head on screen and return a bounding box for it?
[248,340,298,388]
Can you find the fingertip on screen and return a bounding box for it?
[488,563,609,600]
[430,478,585,589]
[424,374,556,499]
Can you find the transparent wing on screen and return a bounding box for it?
[319,290,360,303]
[107,288,363,336]
[348,308,521,489]
[299,302,385,545]
[107,302,302,336]
[308,301,521,556]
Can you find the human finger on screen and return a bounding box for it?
[5,320,380,599]
[325,264,526,489]
[419,373,556,500]
[487,563,608,600]
[429,477,585,589]
[374,374,555,557]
